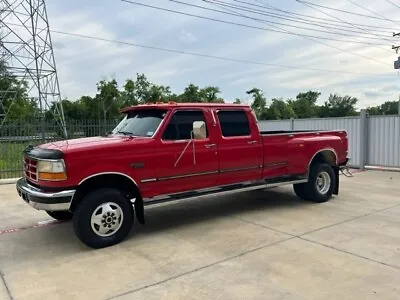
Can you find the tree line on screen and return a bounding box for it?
[1,59,399,122]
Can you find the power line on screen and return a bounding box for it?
[294,0,395,54]
[119,0,390,46]
[344,0,400,27]
[3,22,396,77]
[295,0,400,22]
[200,0,396,40]
[243,0,399,32]
[121,0,392,66]
[384,0,400,10]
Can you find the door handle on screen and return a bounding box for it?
[248,140,257,145]
[205,143,216,148]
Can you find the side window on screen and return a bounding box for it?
[162,110,208,140]
[217,110,251,137]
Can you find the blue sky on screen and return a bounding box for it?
[43,0,400,109]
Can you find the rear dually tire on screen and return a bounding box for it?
[294,163,336,203]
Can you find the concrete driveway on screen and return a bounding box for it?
[1,170,400,300]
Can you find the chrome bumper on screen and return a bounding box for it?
[16,178,75,211]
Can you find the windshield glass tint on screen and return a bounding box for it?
[111,109,168,137]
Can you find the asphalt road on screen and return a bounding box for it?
[1,170,400,300]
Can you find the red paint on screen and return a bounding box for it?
[25,103,348,199]
[0,220,63,236]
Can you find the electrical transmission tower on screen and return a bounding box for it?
[0,0,67,139]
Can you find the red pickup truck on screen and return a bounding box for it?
[16,102,349,248]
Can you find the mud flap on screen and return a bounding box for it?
[134,197,145,225]
[333,166,339,195]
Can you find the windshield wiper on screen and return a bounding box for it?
[116,131,134,136]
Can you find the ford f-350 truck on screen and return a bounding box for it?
[16,102,349,248]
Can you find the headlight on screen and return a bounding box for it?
[37,159,67,181]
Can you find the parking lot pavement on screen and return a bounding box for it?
[1,170,400,300]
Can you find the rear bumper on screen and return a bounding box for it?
[16,178,75,211]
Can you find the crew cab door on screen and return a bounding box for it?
[154,108,219,195]
[214,109,263,185]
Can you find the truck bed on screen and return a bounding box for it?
[260,129,345,135]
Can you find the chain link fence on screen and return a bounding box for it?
[0,119,119,179]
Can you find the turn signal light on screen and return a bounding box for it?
[38,172,67,181]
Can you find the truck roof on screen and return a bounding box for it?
[120,102,250,113]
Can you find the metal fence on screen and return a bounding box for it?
[259,111,400,169]
[0,113,399,179]
[0,119,119,179]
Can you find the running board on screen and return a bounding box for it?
[143,177,307,207]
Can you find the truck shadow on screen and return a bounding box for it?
[130,187,313,237]
[0,187,320,263]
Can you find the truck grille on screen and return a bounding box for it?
[23,156,38,182]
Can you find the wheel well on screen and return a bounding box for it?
[308,150,339,195]
[70,174,143,222]
[309,150,337,168]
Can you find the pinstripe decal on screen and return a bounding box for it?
[140,165,262,183]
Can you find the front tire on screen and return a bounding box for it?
[73,188,134,249]
[304,163,335,203]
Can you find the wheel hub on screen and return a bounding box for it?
[316,171,331,195]
[90,202,124,237]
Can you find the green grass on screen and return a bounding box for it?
[0,142,36,179]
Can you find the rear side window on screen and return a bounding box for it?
[217,110,251,137]
[162,110,208,140]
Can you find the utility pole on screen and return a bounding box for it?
[393,33,400,115]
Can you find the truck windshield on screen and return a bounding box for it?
[111,109,168,137]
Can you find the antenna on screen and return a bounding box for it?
[0,0,67,139]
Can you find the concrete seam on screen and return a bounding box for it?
[230,216,295,237]
[105,236,296,300]
[229,202,400,240]
[0,270,13,300]
[299,202,400,237]
[299,236,400,271]
[229,204,400,271]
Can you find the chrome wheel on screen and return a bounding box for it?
[316,171,331,195]
[90,202,123,237]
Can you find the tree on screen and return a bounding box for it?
[246,88,267,119]
[288,90,321,118]
[120,79,138,107]
[95,78,120,122]
[319,94,358,117]
[0,59,37,120]
[199,86,224,103]
[178,83,202,103]
[3,63,398,122]
[367,100,399,115]
[265,98,296,120]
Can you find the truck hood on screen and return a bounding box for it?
[34,135,139,156]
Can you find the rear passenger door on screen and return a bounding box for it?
[214,109,263,186]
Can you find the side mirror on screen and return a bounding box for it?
[192,121,207,139]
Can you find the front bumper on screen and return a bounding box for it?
[16,178,75,211]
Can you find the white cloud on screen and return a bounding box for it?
[179,29,197,44]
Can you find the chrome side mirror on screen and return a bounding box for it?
[192,121,206,139]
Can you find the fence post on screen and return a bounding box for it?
[359,109,367,170]
[290,118,294,130]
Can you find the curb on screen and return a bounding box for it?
[365,165,400,172]
[0,178,19,185]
